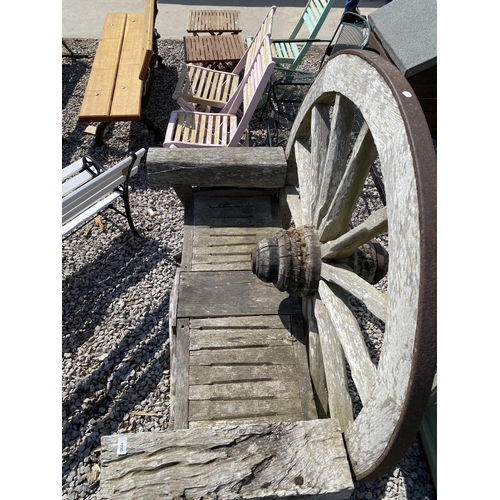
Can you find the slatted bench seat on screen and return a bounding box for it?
[62,149,145,237]
[79,0,163,146]
[97,147,355,498]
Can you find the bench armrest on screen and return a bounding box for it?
[147,147,287,189]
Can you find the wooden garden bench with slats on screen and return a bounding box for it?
[79,0,163,147]
[62,149,145,238]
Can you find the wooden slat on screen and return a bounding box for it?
[110,13,144,120]
[62,158,139,224]
[291,313,319,420]
[100,419,354,500]
[189,379,300,401]
[190,315,292,329]
[189,398,302,422]
[79,13,127,122]
[190,345,296,366]
[177,270,300,318]
[302,297,328,418]
[170,318,190,430]
[189,364,296,385]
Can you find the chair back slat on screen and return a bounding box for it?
[228,36,275,146]
[232,6,275,75]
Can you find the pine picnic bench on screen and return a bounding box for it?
[78,0,163,147]
[62,149,145,238]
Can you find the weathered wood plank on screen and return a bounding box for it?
[313,94,355,228]
[167,268,181,431]
[303,297,328,418]
[189,379,300,400]
[171,318,190,430]
[193,227,279,244]
[321,206,388,260]
[295,139,313,224]
[189,364,297,385]
[309,103,331,224]
[190,315,292,330]
[193,195,276,227]
[279,184,303,228]
[313,294,353,433]
[318,280,377,405]
[176,270,300,318]
[291,313,319,420]
[147,147,287,188]
[100,419,354,500]
[189,398,304,422]
[190,328,294,349]
[180,196,194,271]
[321,262,388,322]
[318,123,379,242]
[190,345,296,366]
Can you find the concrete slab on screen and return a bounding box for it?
[62,0,387,41]
[369,0,437,76]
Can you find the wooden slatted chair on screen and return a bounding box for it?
[247,0,336,70]
[164,36,275,148]
[173,6,276,112]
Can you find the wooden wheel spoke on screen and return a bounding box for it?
[312,94,355,228]
[302,296,328,418]
[294,138,313,224]
[318,123,379,242]
[320,263,387,322]
[312,294,353,431]
[309,103,331,222]
[317,280,377,404]
[321,206,388,260]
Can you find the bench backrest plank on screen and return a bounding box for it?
[79,12,127,122]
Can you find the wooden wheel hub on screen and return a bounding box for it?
[251,226,321,297]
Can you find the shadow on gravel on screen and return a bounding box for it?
[61,290,171,483]
[63,233,166,353]
[62,58,89,109]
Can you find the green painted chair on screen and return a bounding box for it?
[247,0,338,70]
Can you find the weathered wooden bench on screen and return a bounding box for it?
[99,44,436,499]
[62,149,145,238]
[79,0,163,146]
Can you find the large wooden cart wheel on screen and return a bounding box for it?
[252,50,436,482]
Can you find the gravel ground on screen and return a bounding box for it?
[62,38,436,500]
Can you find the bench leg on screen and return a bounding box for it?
[121,178,141,237]
[140,114,163,143]
[94,122,110,147]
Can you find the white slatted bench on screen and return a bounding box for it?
[62,149,145,238]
